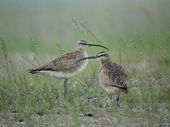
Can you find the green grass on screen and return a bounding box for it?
[0,38,170,126]
[0,1,170,126]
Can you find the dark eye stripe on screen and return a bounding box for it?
[80,42,86,45]
[98,54,107,57]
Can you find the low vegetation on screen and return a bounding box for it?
[0,1,170,126]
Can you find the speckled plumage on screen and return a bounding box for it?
[29,50,87,78]
[99,59,128,94]
[29,40,109,96]
[76,51,128,104]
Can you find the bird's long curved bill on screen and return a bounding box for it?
[76,56,98,63]
[87,44,109,50]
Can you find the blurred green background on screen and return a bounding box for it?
[0,0,169,52]
[0,0,170,74]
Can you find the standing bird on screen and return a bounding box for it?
[29,40,108,96]
[76,51,128,105]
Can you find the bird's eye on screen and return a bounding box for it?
[99,54,107,57]
[80,42,87,45]
[80,42,85,45]
[80,40,87,44]
[97,54,102,57]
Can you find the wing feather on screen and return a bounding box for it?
[30,50,84,73]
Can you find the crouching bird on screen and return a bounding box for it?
[76,51,128,106]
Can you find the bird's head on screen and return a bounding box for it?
[95,51,110,61]
[76,40,109,50]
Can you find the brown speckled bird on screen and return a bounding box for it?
[29,40,108,96]
[76,51,128,105]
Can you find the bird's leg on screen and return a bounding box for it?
[64,78,68,98]
[116,92,120,107]
[108,93,114,100]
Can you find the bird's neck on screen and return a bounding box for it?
[76,48,87,54]
[100,58,111,65]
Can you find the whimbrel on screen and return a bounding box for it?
[29,40,108,96]
[76,51,128,105]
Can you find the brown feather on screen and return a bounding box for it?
[29,50,85,74]
[99,60,128,93]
